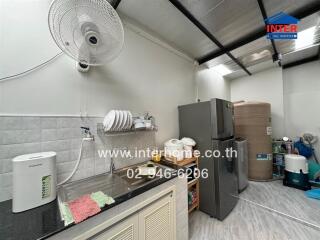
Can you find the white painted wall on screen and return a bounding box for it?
[230,60,320,158]
[195,66,231,101]
[0,0,58,78]
[230,67,284,138]
[0,0,196,145]
[283,60,320,156]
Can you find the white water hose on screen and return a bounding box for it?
[57,137,94,186]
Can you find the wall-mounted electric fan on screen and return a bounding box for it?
[48,0,124,71]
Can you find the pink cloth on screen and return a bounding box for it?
[68,194,101,223]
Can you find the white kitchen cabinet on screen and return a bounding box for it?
[92,214,139,240]
[138,193,175,240]
[92,193,175,240]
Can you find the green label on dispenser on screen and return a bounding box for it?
[42,175,51,199]
[257,153,272,161]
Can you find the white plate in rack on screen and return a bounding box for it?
[119,111,128,131]
[110,110,120,131]
[126,111,133,130]
[116,110,125,131]
[112,110,122,131]
[104,110,116,131]
[123,111,129,130]
[103,115,109,128]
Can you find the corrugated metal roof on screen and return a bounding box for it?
[117,0,320,75]
[275,13,320,54]
[264,0,319,17]
[118,0,218,58]
[179,0,265,46]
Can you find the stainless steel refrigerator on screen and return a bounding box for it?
[178,98,238,220]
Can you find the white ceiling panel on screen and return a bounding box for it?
[264,0,319,17]
[179,0,265,45]
[282,45,319,66]
[226,61,278,80]
[117,0,320,72]
[118,0,218,58]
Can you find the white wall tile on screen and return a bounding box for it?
[41,117,57,129]
[56,128,80,140]
[21,117,41,129]
[57,117,81,128]
[0,117,22,130]
[0,187,12,202]
[41,140,71,152]
[94,158,107,175]
[70,149,79,162]
[70,138,82,149]
[0,116,156,201]
[56,151,70,163]
[70,168,88,181]
[0,130,41,145]
[85,167,95,178]
[57,173,68,184]
[41,129,58,141]
[0,158,12,173]
[0,173,12,188]
[0,142,42,159]
[0,159,3,174]
[57,161,77,174]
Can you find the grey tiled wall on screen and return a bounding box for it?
[0,116,156,202]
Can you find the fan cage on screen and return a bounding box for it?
[48,0,124,66]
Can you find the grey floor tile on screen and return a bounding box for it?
[240,180,320,228]
[189,200,320,240]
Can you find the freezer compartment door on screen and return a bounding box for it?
[211,98,234,139]
[213,138,239,220]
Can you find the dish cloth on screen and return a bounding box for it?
[60,203,74,226]
[105,195,115,205]
[68,194,101,223]
[90,191,115,208]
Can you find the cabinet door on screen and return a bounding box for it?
[139,193,175,240]
[92,214,139,240]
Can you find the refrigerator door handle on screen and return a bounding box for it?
[226,156,234,173]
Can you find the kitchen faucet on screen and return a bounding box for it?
[109,147,128,174]
[80,126,94,141]
[110,157,115,174]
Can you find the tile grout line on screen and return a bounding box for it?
[236,195,320,232]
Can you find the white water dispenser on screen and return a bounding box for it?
[12,152,57,213]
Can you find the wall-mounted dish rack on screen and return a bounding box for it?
[97,123,157,136]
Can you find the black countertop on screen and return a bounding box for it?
[0,160,183,240]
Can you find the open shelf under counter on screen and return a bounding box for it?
[188,201,199,213]
[165,156,200,213]
[188,178,198,188]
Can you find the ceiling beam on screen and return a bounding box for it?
[198,1,320,65]
[282,55,319,69]
[256,0,281,66]
[283,45,320,69]
[168,0,251,75]
[112,0,122,9]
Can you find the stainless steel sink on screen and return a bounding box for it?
[57,161,176,205]
[58,173,130,204]
[113,162,169,188]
